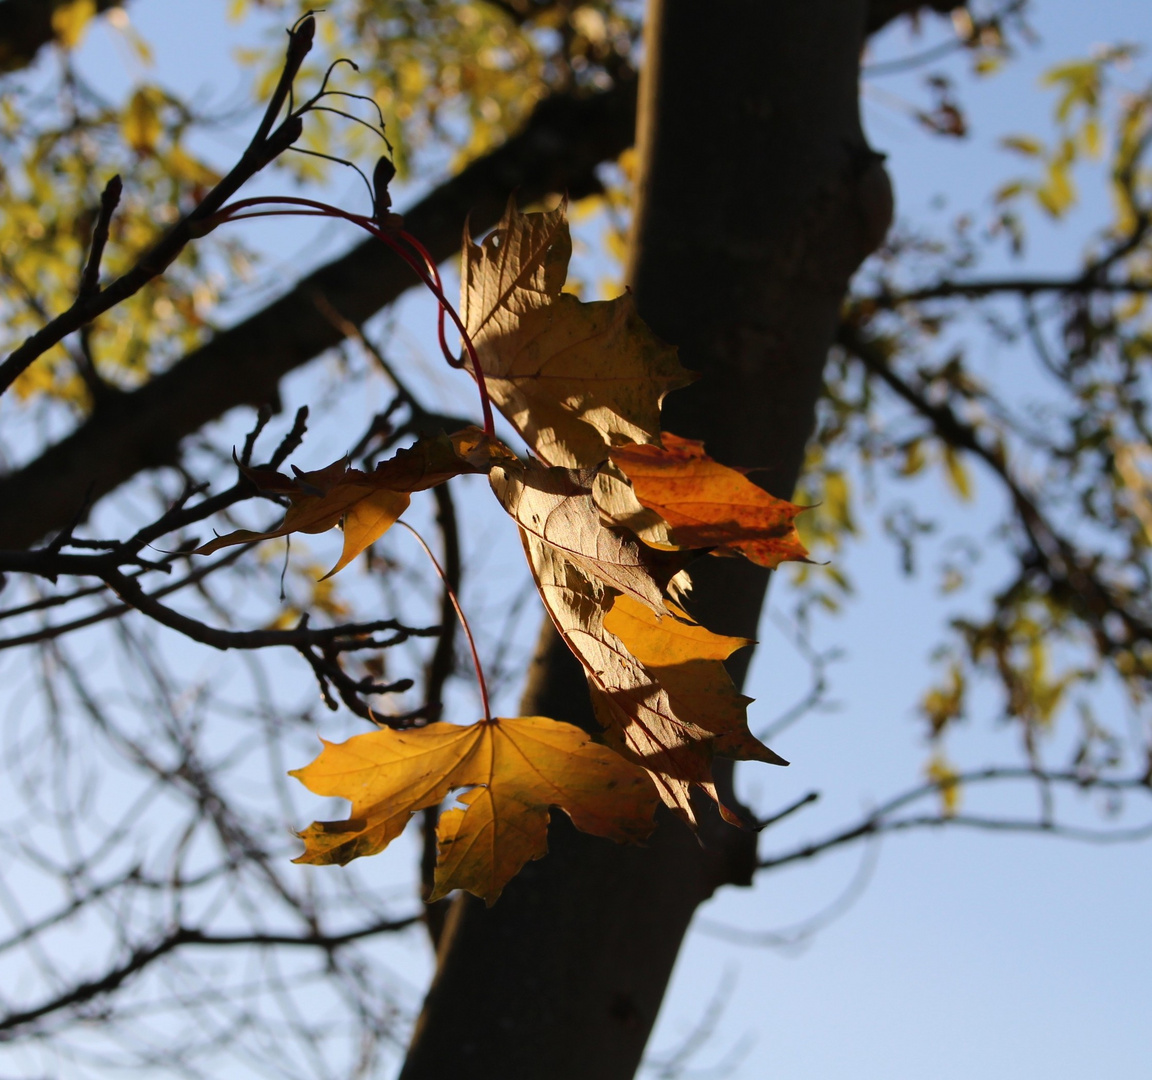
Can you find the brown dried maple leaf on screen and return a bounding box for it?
[461,200,694,468]
[195,427,497,577]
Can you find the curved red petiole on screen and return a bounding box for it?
[208,196,495,438]
[392,229,463,370]
[397,521,491,723]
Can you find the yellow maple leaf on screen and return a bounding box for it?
[603,594,786,767]
[291,716,658,904]
[461,199,694,468]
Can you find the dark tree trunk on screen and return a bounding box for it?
[398,2,891,1078]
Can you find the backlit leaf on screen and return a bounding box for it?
[461,199,694,467]
[602,594,785,766]
[489,456,682,614]
[195,428,499,575]
[51,0,96,50]
[942,444,973,501]
[520,530,784,825]
[609,433,810,568]
[123,87,164,155]
[291,715,657,904]
[926,754,961,817]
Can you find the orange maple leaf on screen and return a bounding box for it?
[609,433,810,568]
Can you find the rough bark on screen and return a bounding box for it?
[0,78,637,549]
[398,3,891,1079]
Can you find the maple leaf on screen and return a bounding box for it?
[518,528,781,824]
[461,199,694,468]
[195,428,498,577]
[290,715,657,905]
[489,456,685,614]
[609,433,810,568]
[602,594,787,768]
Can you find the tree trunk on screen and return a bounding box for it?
[398,3,890,1077]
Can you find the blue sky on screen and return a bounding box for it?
[3,3,1151,1078]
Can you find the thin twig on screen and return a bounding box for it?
[78,174,123,299]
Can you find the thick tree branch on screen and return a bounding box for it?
[0,0,126,71]
[399,4,888,1077]
[0,76,638,550]
[866,0,961,36]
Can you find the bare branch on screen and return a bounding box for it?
[758,767,1152,872]
[0,914,420,1040]
[838,321,1152,652]
[0,16,315,398]
[78,174,122,300]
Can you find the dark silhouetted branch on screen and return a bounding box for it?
[758,766,1152,872]
[0,914,420,1040]
[0,16,316,398]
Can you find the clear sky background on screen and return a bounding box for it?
[3,3,1151,1078]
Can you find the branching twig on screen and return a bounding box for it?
[0,16,316,398]
[78,174,122,300]
[0,914,420,1040]
[758,767,1152,872]
[838,322,1152,652]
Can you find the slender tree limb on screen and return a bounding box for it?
[0,914,420,1040]
[101,567,435,652]
[872,275,1152,304]
[758,766,1152,872]
[838,321,1152,650]
[0,548,250,650]
[78,174,122,299]
[0,16,314,398]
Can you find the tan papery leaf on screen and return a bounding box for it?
[521,530,772,825]
[461,200,694,468]
[490,456,684,615]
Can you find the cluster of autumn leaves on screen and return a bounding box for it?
[198,202,809,903]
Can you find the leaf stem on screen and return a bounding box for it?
[397,521,491,722]
[394,230,463,367]
[206,196,496,438]
[393,228,495,441]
